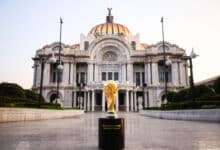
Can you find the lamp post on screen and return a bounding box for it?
[34,54,56,108]
[56,18,64,105]
[160,17,168,100]
[188,49,198,104]
[182,49,198,104]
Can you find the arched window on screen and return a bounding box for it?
[52,46,63,51]
[159,45,169,52]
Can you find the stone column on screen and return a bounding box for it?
[144,63,148,84]
[152,62,159,85]
[70,63,73,84]
[92,90,95,112]
[116,94,119,112]
[122,64,126,82]
[73,91,76,107]
[130,91,133,111]
[43,63,50,85]
[102,90,105,112]
[87,63,93,85]
[63,63,69,85]
[147,62,152,85]
[84,91,87,112]
[73,63,76,86]
[87,91,90,111]
[95,64,99,82]
[127,63,133,83]
[126,90,129,112]
[172,62,178,85]
[134,91,137,111]
[144,92,148,108]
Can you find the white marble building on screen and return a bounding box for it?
[32,9,189,112]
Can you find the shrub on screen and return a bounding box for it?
[0,82,25,98]
[213,77,220,94]
[194,85,215,98]
[167,91,177,102]
[24,89,45,102]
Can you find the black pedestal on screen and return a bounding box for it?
[98,118,125,150]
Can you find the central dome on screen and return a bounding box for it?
[88,8,131,37]
[89,23,131,36]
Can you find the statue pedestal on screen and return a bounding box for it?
[98,118,125,150]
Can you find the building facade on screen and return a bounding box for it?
[32,9,189,112]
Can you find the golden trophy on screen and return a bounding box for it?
[103,80,118,118]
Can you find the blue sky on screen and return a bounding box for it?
[1,0,220,89]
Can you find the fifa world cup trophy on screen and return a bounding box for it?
[103,80,118,118]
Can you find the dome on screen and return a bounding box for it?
[89,23,131,36]
[88,8,131,37]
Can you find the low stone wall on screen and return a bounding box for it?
[140,109,220,122]
[0,108,84,123]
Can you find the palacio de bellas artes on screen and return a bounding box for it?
[32,8,189,112]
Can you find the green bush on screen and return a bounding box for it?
[167,91,177,102]
[161,101,220,110]
[0,83,26,98]
[197,94,220,101]
[24,89,45,102]
[194,85,215,98]
[214,77,220,94]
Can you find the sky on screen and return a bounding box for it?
[0,0,220,89]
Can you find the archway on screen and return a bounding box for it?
[50,93,57,103]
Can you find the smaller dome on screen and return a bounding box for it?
[89,23,131,37]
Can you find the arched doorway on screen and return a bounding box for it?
[50,93,57,103]
[161,94,167,104]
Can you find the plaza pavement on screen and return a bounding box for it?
[0,112,220,150]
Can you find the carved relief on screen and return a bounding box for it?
[103,51,117,61]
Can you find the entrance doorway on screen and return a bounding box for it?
[119,91,125,111]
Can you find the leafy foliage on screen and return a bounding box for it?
[0,82,26,98]
[213,77,220,94]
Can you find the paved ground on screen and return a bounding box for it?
[0,112,220,150]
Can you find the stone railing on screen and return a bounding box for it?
[0,108,84,123]
[140,109,220,122]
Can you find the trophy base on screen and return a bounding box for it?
[98,118,125,150]
[106,112,117,119]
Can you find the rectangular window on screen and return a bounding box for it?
[136,72,140,86]
[131,41,136,50]
[114,72,119,81]
[102,72,106,81]
[76,72,79,84]
[50,64,57,83]
[80,72,85,84]
[108,72,112,80]
[84,41,89,50]
[142,72,145,85]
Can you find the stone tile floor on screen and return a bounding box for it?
[0,112,220,150]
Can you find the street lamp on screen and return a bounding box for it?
[188,48,198,104]
[34,53,56,108]
[181,48,198,104]
[56,18,64,105]
[160,17,169,101]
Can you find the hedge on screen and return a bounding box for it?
[161,101,220,110]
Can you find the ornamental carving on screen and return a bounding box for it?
[103,51,117,61]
